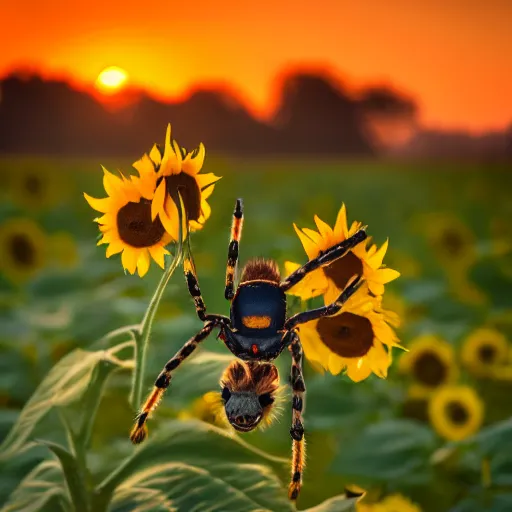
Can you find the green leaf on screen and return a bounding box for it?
[301,493,359,512]
[2,459,69,512]
[331,419,437,485]
[471,418,512,455]
[167,351,236,408]
[0,347,127,461]
[38,441,89,512]
[109,462,292,512]
[95,420,289,510]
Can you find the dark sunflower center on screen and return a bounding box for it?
[116,200,166,248]
[316,312,374,358]
[9,234,36,266]
[446,400,469,426]
[161,173,201,222]
[25,174,42,196]
[440,229,465,256]
[478,344,496,364]
[323,252,364,290]
[412,352,447,387]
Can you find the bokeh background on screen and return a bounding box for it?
[1,1,511,511]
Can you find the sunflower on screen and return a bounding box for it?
[357,494,422,512]
[298,286,401,381]
[132,124,220,240]
[10,166,66,210]
[461,328,509,377]
[428,385,484,441]
[285,204,400,302]
[49,232,79,269]
[399,335,458,397]
[84,167,172,277]
[422,212,476,269]
[0,218,47,283]
[178,391,227,428]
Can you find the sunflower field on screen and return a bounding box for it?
[0,128,511,512]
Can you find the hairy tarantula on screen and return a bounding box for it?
[130,199,367,500]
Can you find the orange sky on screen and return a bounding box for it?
[1,0,511,132]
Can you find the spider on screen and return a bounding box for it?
[130,198,367,501]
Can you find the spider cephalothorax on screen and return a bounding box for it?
[130,198,367,501]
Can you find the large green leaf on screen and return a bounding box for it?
[0,347,129,461]
[109,462,292,512]
[331,419,437,485]
[95,419,288,502]
[2,459,69,512]
[302,493,359,512]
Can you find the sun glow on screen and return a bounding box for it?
[96,66,128,93]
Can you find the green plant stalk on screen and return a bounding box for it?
[129,198,186,411]
[129,250,183,410]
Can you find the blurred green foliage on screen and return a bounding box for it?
[0,156,511,511]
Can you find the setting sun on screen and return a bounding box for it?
[96,66,128,93]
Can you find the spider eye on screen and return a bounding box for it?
[221,387,232,402]
[258,392,274,408]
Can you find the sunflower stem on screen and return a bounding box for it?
[129,197,186,411]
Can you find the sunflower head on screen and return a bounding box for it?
[133,124,220,240]
[84,167,172,277]
[421,212,476,269]
[0,218,47,283]
[298,286,401,381]
[285,204,400,302]
[178,391,227,429]
[461,328,509,377]
[428,385,484,441]
[399,335,458,396]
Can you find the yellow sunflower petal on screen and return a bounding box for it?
[133,153,155,177]
[121,248,138,275]
[283,261,327,300]
[102,167,126,199]
[345,359,372,382]
[152,179,167,221]
[149,144,162,166]
[379,267,401,283]
[328,355,346,375]
[160,124,181,176]
[84,193,111,213]
[137,250,151,277]
[149,245,168,269]
[159,197,180,241]
[293,224,320,260]
[367,239,389,269]
[314,215,334,242]
[182,143,205,175]
[333,203,348,239]
[105,240,124,257]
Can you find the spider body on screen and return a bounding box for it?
[222,272,289,361]
[130,198,368,501]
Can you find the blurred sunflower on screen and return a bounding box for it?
[10,167,66,210]
[178,391,226,428]
[49,232,79,269]
[357,493,421,512]
[0,218,47,283]
[428,385,484,441]
[422,213,476,269]
[399,335,458,397]
[461,328,509,377]
[298,287,401,381]
[84,167,172,277]
[402,393,429,423]
[133,124,220,239]
[285,204,400,301]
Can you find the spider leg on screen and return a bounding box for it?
[288,331,306,501]
[183,247,230,325]
[225,198,244,300]
[279,228,367,292]
[285,275,363,330]
[130,320,218,444]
